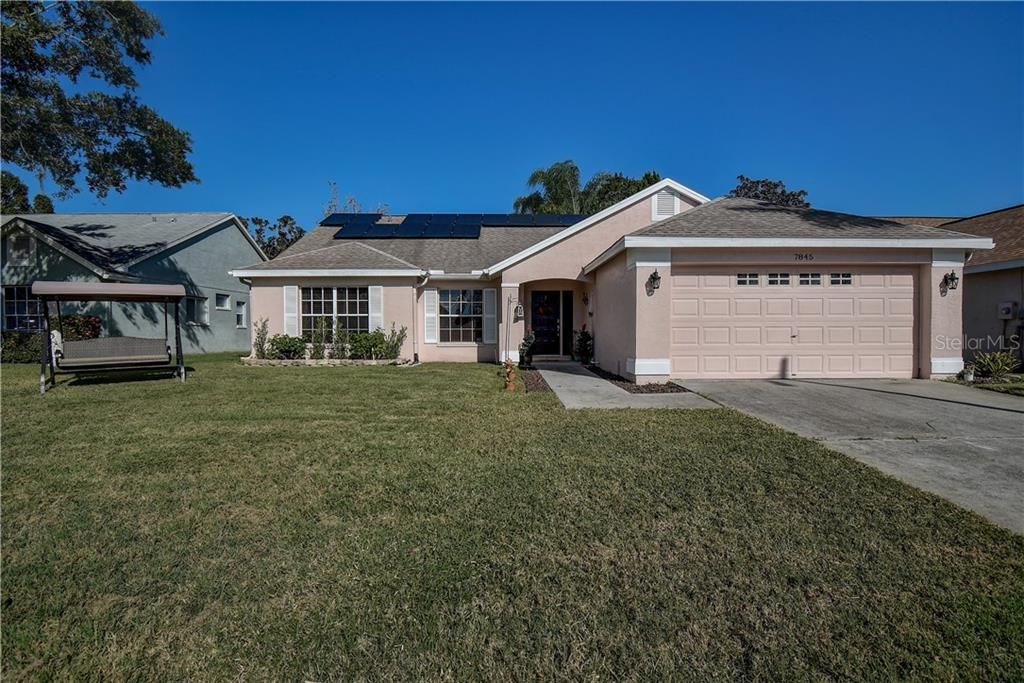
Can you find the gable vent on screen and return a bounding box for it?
[653,189,678,220]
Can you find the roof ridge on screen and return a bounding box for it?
[351,241,420,269]
[938,203,1024,227]
[269,239,418,269]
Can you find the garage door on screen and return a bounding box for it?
[670,266,916,378]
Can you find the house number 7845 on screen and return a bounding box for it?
[794,253,814,261]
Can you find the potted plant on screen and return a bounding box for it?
[574,325,593,365]
[519,330,535,368]
[961,363,976,383]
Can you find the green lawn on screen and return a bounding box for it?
[2,355,1022,680]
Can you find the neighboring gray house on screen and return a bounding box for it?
[1,212,266,353]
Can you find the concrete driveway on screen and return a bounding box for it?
[675,378,1024,533]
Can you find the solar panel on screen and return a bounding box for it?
[422,223,452,237]
[363,224,397,238]
[400,214,431,229]
[322,213,380,227]
[480,214,510,226]
[334,224,372,238]
[454,213,482,225]
[451,224,481,238]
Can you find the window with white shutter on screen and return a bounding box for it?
[423,288,438,343]
[483,289,497,344]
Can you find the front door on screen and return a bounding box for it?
[531,290,561,355]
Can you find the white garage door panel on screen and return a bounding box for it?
[670,266,916,378]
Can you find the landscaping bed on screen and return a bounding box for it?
[2,355,1021,679]
[242,357,410,367]
[519,368,551,392]
[586,364,686,393]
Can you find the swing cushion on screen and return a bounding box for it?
[56,337,171,369]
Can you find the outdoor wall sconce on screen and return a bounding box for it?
[649,270,662,290]
[942,271,959,291]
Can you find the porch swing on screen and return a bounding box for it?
[31,281,188,394]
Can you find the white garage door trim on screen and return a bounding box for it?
[670,265,917,379]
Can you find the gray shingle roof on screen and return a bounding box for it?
[632,197,982,240]
[2,212,237,273]
[241,224,565,272]
[940,204,1024,266]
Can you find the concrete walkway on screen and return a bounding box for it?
[676,378,1024,533]
[536,363,716,410]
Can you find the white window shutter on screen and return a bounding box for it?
[423,288,438,343]
[369,286,384,331]
[283,285,298,336]
[483,288,497,344]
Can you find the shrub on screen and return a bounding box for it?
[1,315,102,364]
[575,326,593,364]
[347,325,408,360]
[268,334,306,360]
[379,324,407,360]
[332,320,351,359]
[972,351,1020,381]
[309,318,329,360]
[253,318,269,359]
[519,330,535,367]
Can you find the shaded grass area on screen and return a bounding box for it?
[2,354,1023,679]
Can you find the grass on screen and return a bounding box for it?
[2,354,1023,680]
[950,374,1024,397]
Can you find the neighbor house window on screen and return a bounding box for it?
[235,301,247,328]
[3,285,44,331]
[439,289,483,343]
[185,297,209,325]
[830,273,853,285]
[799,273,822,286]
[767,273,790,285]
[301,286,368,340]
[736,273,759,286]
[6,234,33,267]
[215,293,231,310]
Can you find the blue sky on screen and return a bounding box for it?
[40,2,1024,226]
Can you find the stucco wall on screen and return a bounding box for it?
[503,194,700,284]
[249,277,418,359]
[125,220,261,353]
[963,267,1024,362]
[591,252,636,377]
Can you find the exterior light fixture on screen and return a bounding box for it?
[649,270,662,290]
[942,271,959,290]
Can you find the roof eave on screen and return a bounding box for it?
[483,178,710,276]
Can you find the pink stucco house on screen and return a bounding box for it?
[231,180,993,382]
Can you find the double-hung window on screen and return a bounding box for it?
[235,301,247,328]
[301,287,369,340]
[3,285,45,331]
[439,289,483,343]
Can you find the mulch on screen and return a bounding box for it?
[585,365,687,394]
[519,369,551,393]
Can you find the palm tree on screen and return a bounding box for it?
[513,160,582,214]
[513,161,661,215]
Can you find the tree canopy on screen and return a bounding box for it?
[728,175,810,208]
[1,1,197,200]
[1,169,53,214]
[241,216,305,260]
[513,161,661,215]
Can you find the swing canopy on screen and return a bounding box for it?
[31,281,188,393]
